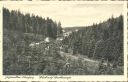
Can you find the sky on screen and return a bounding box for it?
[3,3,123,28]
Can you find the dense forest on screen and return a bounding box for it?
[3,8,63,39]
[3,7,123,75]
[62,15,123,64]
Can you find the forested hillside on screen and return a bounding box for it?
[3,8,63,39]
[3,8,63,75]
[62,15,123,65]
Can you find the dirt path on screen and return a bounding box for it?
[60,51,98,63]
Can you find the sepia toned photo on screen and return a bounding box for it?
[0,1,127,81]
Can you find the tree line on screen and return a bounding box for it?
[3,7,63,39]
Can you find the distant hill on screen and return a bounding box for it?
[63,26,85,32]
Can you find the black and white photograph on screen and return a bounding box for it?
[1,1,127,80]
